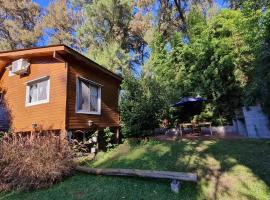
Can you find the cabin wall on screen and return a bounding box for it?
[0,57,67,132]
[66,61,121,130]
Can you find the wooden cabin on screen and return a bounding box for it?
[0,45,122,138]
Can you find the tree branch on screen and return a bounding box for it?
[173,0,187,32]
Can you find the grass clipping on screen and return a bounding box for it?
[0,134,74,191]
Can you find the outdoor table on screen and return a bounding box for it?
[179,123,193,137]
[198,122,213,136]
[179,122,213,137]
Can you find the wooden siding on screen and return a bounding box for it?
[66,60,121,130]
[0,57,67,132]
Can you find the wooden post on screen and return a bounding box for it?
[83,131,86,143]
[116,127,120,144]
[96,130,99,150]
[171,180,181,193]
[67,130,72,141]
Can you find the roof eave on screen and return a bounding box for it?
[63,46,123,82]
[0,45,123,82]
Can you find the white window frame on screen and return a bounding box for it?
[9,70,15,77]
[6,65,15,77]
[76,77,102,115]
[25,76,50,107]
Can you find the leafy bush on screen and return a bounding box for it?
[0,134,74,191]
[120,76,165,138]
[70,130,99,154]
[103,127,116,150]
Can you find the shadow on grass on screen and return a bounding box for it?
[1,139,270,200]
[200,139,270,200]
[87,139,270,200]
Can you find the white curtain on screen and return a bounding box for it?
[78,79,100,113]
[90,85,98,112]
[29,84,38,103]
[78,80,90,111]
[38,80,48,101]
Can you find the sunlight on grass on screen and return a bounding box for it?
[88,139,270,200]
[91,141,171,169]
[1,139,270,200]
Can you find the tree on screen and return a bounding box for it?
[42,0,80,49]
[120,75,165,137]
[225,0,270,10]
[145,32,191,102]
[78,0,132,50]
[146,9,256,124]
[244,7,270,115]
[186,10,251,123]
[0,0,43,50]
[78,0,140,72]
[89,41,130,74]
[129,2,152,65]
[78,0,152,69]
[78,0,215,72]
[135,0,213,39]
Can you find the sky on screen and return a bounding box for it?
[34,0,49,7]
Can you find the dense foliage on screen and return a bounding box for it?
[0,0,43,50]
[244,9,270,115]
[120,76,165,137]
[147,9,252,124]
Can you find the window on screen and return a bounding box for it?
[26,76,50,106]
[76,77,101,115]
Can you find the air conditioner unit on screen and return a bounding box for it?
[11,58,30,75]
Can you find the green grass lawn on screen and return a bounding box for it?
[1,139,270,200]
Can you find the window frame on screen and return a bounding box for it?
[9,70,15,77]
[6,65,15,77]
[75,76,102,115]
[25,76,50,107]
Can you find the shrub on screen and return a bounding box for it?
[103,127,116,151]
[120,76,165,138]
[0,134,74,191]
[70,139,89,153]
[70,130,99,154]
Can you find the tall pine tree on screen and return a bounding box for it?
[0,0,43,50]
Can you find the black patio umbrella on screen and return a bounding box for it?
[172,97,207,122]
[172,97,206,107]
